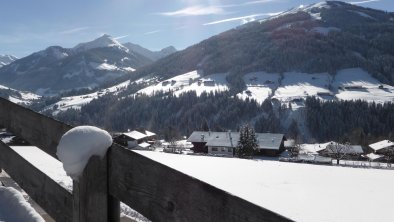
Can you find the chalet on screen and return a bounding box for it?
[114,130,156,149]
[369,140,394,155]
[318,142,364,157]
[187,131,285,157]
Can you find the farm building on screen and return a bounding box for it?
[369,140,394,154]
[187,131,285,156]
[114,130,156,149]
[318,142,364,157]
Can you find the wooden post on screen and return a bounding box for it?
[73,155,110,222]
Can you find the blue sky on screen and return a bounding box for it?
[0,0,392,57]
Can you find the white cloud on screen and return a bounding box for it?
[348,0,380,4]
[144,30,161,35]
[244,0,280,5]
[159,5,224,16]
[60,27,89,35]
[203,12,282,26]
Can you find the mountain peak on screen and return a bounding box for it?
[73,34,129,53]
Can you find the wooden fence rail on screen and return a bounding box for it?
[0,98,292,222]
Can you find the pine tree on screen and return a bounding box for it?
[236,124,258,158]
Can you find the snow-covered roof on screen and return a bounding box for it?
[188,131,284,150]
[138,142,151,148]
[144,130,156,137]
[319,142,364,154]
[123,130,148,140]
[369,140,394,151]
[365,153,384,161]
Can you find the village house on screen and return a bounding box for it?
[114,130,156,150]
[317,142,364,159]
[187,131,286,157]
[369,140,394,154]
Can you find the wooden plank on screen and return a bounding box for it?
[0,142,73,222]
[73,155,110,222]
[0,98,72,159]
[109,144,293,222]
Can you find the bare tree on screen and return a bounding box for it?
[325,142,351,165]
[288,143,301,158]
[381,148,394,167]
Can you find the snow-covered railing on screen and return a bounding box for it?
[0,98,292,222]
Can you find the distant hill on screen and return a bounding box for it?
[123,43,176,61]
[0,35,152,95]
[125,1,394,92]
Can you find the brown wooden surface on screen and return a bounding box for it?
[73,155,113,222]
[109,143,293,222]
[0,98,72,159]
[0,142,73,222]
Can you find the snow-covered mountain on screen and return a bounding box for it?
[123,43,176,61]
[74,34,129,53]
[0,35,152,95]
[0,83,40,105]
[0,55,17,68]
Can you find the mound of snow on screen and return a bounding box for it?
[0,187,44,222]
[56,126,112,180]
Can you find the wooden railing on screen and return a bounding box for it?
[0,97,292,222]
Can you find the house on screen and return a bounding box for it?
[187,131,285,157]
[114,130,156,149]
[369,140,394,155]
[318,142,364,157]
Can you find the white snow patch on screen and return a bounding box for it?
[47,80,130,114]
[237,72,280,104]
[11,146,72,191]
[134,151,394,222]
[122,67,136,72]
[0,187,45,222]
[311,26,341,35]
[90,62,119,71]
[136,70,229,97]
[56,126,112,180]
[333,68,394,103]
[273,71,332,103]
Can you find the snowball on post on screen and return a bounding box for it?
[56,126,112,181]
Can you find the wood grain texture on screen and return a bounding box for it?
[108,144,293,222]
[0,142,73,222]
[73,155,113,222]
[0,98,72,159]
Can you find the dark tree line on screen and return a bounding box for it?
[305,97,394,145]
[54,92,279,140]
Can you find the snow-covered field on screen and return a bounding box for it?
[333,68,394,103]
[0,84,40,105]
[45,80,130,114]
[135,151,394,222]
[45,67,393,115]
[3,145,394,222]
[136,70,229,97]
[273,71,332,102]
